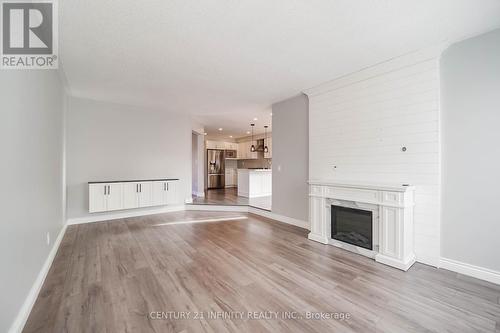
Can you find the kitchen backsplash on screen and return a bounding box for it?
[237,151,271,169]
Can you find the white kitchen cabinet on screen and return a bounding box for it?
[89,183,123,213]
[237,141,258,159]
[224,142,238,150]
[90,179,179,213]
[225,169,238,187]
[237,142,246,159]
[207,140,238,153]
[206,140,223,149]
[264,137,272,159]
[237,169,272,197]
[261,172,272,193]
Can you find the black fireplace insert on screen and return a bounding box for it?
[331,205,373,250]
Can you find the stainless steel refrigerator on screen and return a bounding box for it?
[207,149,225,189]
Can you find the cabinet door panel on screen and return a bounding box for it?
[138,182,153,207]
[152,181,167,206]
[262,173,272,194]
[123,182,139,209]
[89,184,107,213]
[107,184,123,211]
[166,181,178,205]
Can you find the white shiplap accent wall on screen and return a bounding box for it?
[305,47,443,266]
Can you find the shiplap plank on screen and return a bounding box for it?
[307,48,441,265]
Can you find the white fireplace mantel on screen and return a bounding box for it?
[308,180,416,271]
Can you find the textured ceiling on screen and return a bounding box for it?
[60,0,500,137]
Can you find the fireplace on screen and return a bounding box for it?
[331,205,373,250]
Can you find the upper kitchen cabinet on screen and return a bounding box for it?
[206,140,238,151]
[264,137,272,159]
[237,140,258,159]
[206,140,224,149]
[224,142,238,150]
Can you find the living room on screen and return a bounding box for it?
[1,1,500,332]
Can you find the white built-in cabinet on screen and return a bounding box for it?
[89,179,178,213]
[89,183,124,213]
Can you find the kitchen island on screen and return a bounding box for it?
[237,169,272,198]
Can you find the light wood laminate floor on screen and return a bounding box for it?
[24,211,500,333]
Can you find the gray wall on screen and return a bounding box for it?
[271,94,309,223]
[0,70,64,332]
[441,29,500,271]
[66,96,192,219]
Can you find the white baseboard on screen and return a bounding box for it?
[185,204,248,212]
[376,253,416,272]
[192,191,205,197]
[440,257,500,285]
[248,207,310,230]
[308,232,329,244]
[66,205,185,225]
[9,224,67,333]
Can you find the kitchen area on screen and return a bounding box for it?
[195,125,272,211]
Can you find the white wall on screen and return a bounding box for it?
[192,132,198,193]
[441,29,500,272]
[271,94,309,223]
[0,70,65,332]
[65,96,192,219]
[306,47,442,266]
[191,132,205,196]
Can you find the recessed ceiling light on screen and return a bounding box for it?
[218,128,223,131]
[229,135,233,138]
[246,131,251,134]
[270,113,273,116]
[203,133,207,135]
[253,118,258,121]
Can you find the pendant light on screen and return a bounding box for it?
[250,124,256,152]
[264,125,269,153]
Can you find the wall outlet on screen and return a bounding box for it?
[46,232,50,246]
